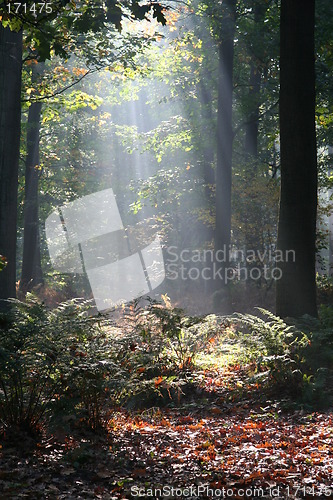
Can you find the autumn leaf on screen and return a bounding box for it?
[154,376,164,387]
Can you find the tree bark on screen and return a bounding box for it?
[215,0,236,277]
[243,1,267,161]
[0,25,23,310]
[244,65,260,159]
[276,0,318,318]
[20,62,44,293]
[243,1,268,286]
[200,81,215,189]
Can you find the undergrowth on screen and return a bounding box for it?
[232,308,333,407]
[0,296,331,439]
[0,297,113,435]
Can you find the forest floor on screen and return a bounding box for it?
[0,363,332,500]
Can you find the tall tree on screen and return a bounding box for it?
[214,0,236,306]
[243,1,268,161]
[0,25,23,310]
[276,0,318,318]
[241,0,271,283]
[20,62,44,293]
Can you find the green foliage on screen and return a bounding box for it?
[317,274,333,305]
[47,300,116,431]
[108,297,215,407]
[292,314,333,407]
[0,297,113,433]
[136,116,194,163]
[0,293,331,440]
[319,303,333,327]
[0,294,218,433]
[147,298,209,371]
[1,0,167,62]
[232,168,280,273]
[233,309,309,392]
[233,309,333,407]
[0,297,60,434]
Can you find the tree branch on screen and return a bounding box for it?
[21,69,95,103]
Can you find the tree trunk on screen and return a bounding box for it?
[276,0,318,318]
[0,25,23,310]
[214,0,236,303]
[200,79,215,248]
[243,1,267,161]
[244,64,261,160]
[20,62,44,293]
[200,81,215,189]
[243,1,268,287]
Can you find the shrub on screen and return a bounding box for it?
[317,274,333,305]
[293,314,333,407]
[318,303,333,328]
[110,297,215,407]
[0,297,61,434]
[0,297,114,435]
[233,309,309,393]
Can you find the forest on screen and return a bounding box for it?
[0,0,332,498]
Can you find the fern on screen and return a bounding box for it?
[232,309,309,392]
[0,296,115,433]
